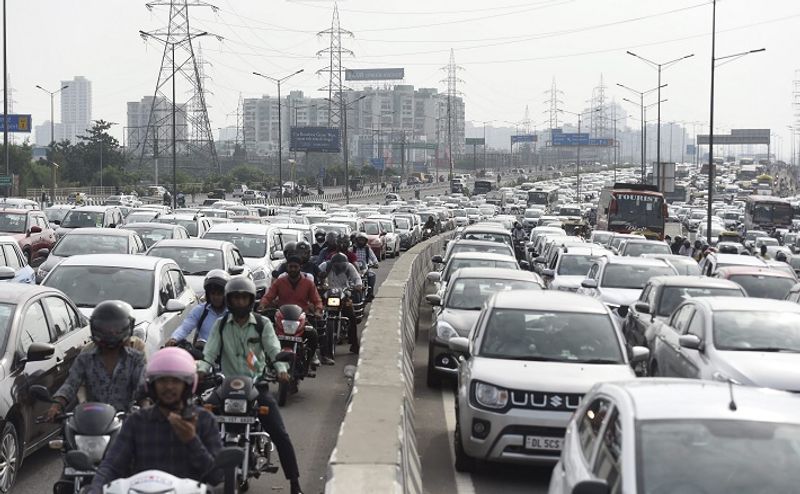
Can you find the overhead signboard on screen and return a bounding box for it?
[697,128,770,145]
[345,68,405,81]
[290,127,341,153]
[370,158,385,170]
[511,135,537,144]
[551,133,612,147]
[465,137,485,146]
[390,142,437,150]
[0,114,31,133]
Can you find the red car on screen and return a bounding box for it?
[0,208,56,262]
[362,219,387,261]
[714,266,796,300]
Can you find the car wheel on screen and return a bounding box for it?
[0,422,19,493]
[454,412,475,473]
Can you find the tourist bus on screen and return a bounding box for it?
[744,195,793,232]
[527,188,558,209]
[597,183,668,240]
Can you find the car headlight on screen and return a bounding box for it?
[224,398,248,414]
[474,382,509,410]
[436,321,458,341]
[252,269,267,281]
[74,435,111,464]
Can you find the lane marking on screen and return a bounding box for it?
[442,388,477,494]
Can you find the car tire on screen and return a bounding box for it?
[0,422,19,493]
[454,413,475,473]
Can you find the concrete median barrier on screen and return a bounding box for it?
[325,233,449,494]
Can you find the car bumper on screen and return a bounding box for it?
[459,402,572,465]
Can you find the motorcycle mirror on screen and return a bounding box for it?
[29,384,56,403]
[214,447,245,471]
[65,450,95,472]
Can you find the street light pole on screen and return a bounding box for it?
[36,84,69,201]
[253,69,304,205]
[618,83,666,183]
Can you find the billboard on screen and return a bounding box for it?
[290,127,341,153]
[345,68,405,81]
[697,129,770,145]
[0,114,31,133]
[465,137,485,146]
[511,135,537,144]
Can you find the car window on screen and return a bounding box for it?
[44,296,78,338]
[159,269,175,306]
[169,269,188,298]
[233,249,245,266]
[224,248,236,269]
[2,244,21,270]
[639,285,651,303]
[670,305,695,333]
[684,311,705,338]
[587,263,599,280]
[593,408,622,494]
[18,301,52,355]
[578,398,612,464]
[36,215,49,229]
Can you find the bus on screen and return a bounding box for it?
[737,165,760,182]
[744,196,793,232]
[473,180,494,195]
[597,183,668,240]
[527,188,558,209]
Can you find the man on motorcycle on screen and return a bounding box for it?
[165,270,230,356]
[47,301,145,420]
[423,215,437,235]
[319,253,363,355]
[312,230,326,257]
[318,233,357,264]
[273,241,322,284]
[201,277,305,494]
[351,232,378,302]
[258,255,322,368]
[88,347,223,493]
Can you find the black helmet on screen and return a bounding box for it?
[225,276,256,319]
[203,269,230,294]
[296,241,311,261]
[325,231,338,246]
[777,251,788,262]
[90,300,135,348]
[282,241,298,258]
[315,230,326,242]
[337,234,350,251]
[330,252,349,275]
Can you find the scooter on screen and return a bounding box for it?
[273,304,316,406]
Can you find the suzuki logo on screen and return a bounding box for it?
[549,395,563,408]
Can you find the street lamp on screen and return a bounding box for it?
[324,94,366,204]
[618,82,667,183]
[705,0,765,237]
[92,120,118,192]
[253,69,304,205]
[35,84,69,201]
[558,107,600,205]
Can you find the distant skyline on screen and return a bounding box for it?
[8,0,800,161]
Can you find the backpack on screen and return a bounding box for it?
[214,312,266,366]
[192,304,212,346]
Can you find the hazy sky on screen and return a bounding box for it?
[9,0,800,158]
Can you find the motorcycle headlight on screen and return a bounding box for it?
[252,269,267,281]
[327,297,341,307]
[224,398,248,414]
[283,320,300,335]
[74,435,111,464]
[435,322,458,341]
[474,382,509,410]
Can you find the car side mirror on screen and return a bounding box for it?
[572,480,609,494]
[228,265,245,275]
[679,334,703,351]
[518,260,531,270]
[28,225,42,235]
[0,267,15,281]
[25,342,55,364]
[51,219,61,226]
[448,336,470,357]
[535,256,546,263]
[426,272,441,283]
[165,299,187,313]
[634,301,651,314]
[431,255,443,264]
[630,346,650,363]
[271,250,285,261]
[426,294,441,306]
[581,279,598,289]
[542,268,554,278]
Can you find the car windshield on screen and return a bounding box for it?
[125,212,158,223]
[148,247,223,276]
[558,255,602,276]
[379,220,394,232]
[602,264,675,289]
[124,227,174,248]
[462,232,511,245]
[666,259,701,276]
[445,259,518,282]
[714,310,800,351]
[479,309,623,363]
[363,222,381,235]
[591,232,612,244]
[638,419,800,493]
[203,233,266,258]
[623,242,671,256]
[43,266,155,309]
[52,234,129,257]
[524,210,542,218]
[447,279,540,310]
[45,208,70,223]
[61,211,105,228]
[727,275,794,300]
[657,287,744,316]
[453,210,467,217]
[394,218,410,229]
[156,218,197,236]
[0,213,26,233]
[746,231,768,241]
[451,244,513,257]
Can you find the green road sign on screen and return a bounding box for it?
[0,176,12,186]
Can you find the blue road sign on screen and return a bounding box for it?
[511,134,537,144]
[370,158,385,170]
[290,127,341,153]
[0,115,32,133]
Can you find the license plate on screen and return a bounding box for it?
[280,336,303,343]
[524,435,563,451]
[64,467,95,477]
[217,415,257,424]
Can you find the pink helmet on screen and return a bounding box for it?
[146,347,198,393]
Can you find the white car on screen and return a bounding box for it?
[369,215,401,258]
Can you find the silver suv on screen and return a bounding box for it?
[449,291,648,472]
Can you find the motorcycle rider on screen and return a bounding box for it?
[318,233,357,264]
[258,255,323,368]
[201,276,305,494]
[351,232,378,302]
[47,301,145,420]
[273,240,322,284]
[88,347,223,493]
[319,253,363,355]
[423,215,437,235]
[165,270,230,356]
[315,232,340,265]
[312,230,327,257]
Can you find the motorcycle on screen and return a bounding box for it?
[422,227,434,240]
[31,385,123,494]
[513,237,527,261]
[323,287,351,358]
[273,304,316,406]
[201,372,281,491]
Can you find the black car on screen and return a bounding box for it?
[0,283,91,491]
[207,188,226,200]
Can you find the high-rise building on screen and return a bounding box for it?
[60,76,92,144]
[126,96,188,156]
[243,91,329,156]
[34,121,66,147]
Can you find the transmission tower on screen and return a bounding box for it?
[522,105,531,134]
[543,78,563,130]
[441,49,464,179]
[138,0,220,174]
[227,94,245,158]
[589,74,609,138]
[793,70,800,165]
[317,3,353,128]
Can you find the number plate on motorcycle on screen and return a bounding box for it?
[280,336,303,343]
[217,415,258,424]
[64,467,95,477]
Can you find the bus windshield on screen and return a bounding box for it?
[610,193,665,233]
[751,201,793,226]
[528,191,552,205]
